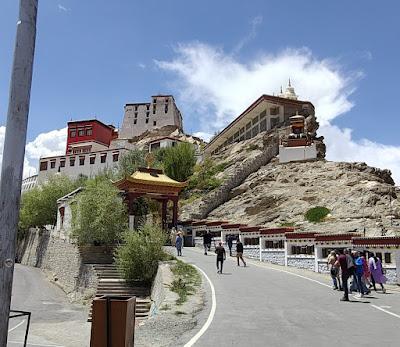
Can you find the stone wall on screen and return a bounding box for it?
[261,250,285,265]
[385,268,397,284]
[287,256,315,271]
[19,228,97,302]
[243,246,259,260]
[188,139,279,219]
[317,261,329,273]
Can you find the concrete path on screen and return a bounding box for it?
[7,264,90,347]
[179,247,400,347]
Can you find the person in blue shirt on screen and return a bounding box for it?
[354,252,366,298]
[175,232,183,256]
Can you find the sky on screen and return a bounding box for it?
[0,0,399,183]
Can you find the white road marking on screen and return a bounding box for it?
[184,264,216,347]
[370,304,400,319]
[8,319,26,333]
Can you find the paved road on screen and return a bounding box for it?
[7,265,90,347]
[180,247,400,347]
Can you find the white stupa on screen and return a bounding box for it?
[278,79,298,100]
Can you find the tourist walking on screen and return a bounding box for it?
[361,252,371,293]
[227,234,234,256]
[175,232,183,257]
[327,251,340,290]
[215,242,226,274]
[369,253,387,293]
[236,239,246,267]
[336,249,350,301]
[354,252,366,298]
[203,231,212,255]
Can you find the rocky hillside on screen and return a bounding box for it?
[182,139,400,236]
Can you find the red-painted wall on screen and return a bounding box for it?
[66,120,117,154]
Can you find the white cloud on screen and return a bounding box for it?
[233,15,263,54]
[0,127,67,179]
[58,4,70,12]
[137,63,146,69]
[156,42,400,184]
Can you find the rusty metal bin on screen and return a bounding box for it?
[90,295,136,347]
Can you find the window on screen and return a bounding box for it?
[50,161,56,169]
[90,156,95,164]
[60,160,66,168]
[265,240,284,249]
[70,129,76,137]
[134,105,138,111]
[291,245,314,255]
[252,115,259,125]
[86,128,92,136]
[246,122,251,130]
[259,110,267,120]
[270,117,279,129]
[134,120,137,125]
[384,253,392,264]
[150,142,160,151]
[79,156,85,166]
[146,111,149,117]
[146,119,149,124]
[252,125,259,137]
[40,161,48,171]
[113,152,119,162]
[165,98,169,103]
[153,98,157,103]
[70,157,75,166]
[376,252,383,261]
[147,104,150,110]
[100,154,107,163]
[153,105,156,114]
[78,129,85,136]
[245,131,251,140]
[164,105,168,113]
[270,107,279,116]
[244,237,259,246]
[134,112,138,118]
[153,121,157,126]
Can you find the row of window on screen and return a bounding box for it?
[69,127,92,138]
[265,240,285,249]
[133,118,157,126]
[291,245,315,255]
[244,237,260,246]
[39,152,119,171]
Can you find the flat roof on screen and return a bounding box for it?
[67,119,116,129]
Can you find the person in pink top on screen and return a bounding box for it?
[368,253,386,293]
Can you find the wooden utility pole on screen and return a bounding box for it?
[0,1,38,345]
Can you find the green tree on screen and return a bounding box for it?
[162,143,196,182]
[118,149,146,178]
[71,177,128,245]
[19,175,78,231]
[115,224,167,284]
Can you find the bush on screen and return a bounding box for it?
[186,158,225,192]
[19,175,78,231]
[162,143,196,182]
[71,178,127,245]
[118,149,146,178]
[115,224,167,284]
[305,206,330,223]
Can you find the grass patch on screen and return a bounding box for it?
[170,260,201,305]
[305,206,330,223]
[174,310,187,316]
[279,221,296,227]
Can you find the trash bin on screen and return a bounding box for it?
[90,295,136,347]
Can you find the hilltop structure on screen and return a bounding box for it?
[119,95,183,139]
[204,81,324,158]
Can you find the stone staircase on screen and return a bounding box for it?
[87,264,151,322]
[188,138,279,220]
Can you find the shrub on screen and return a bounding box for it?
[118,149,146,178]
[305,206,330,223]
[162,143,196,182]
[71,178,127,245]
[19,175,78,231]
[115,224,167,284]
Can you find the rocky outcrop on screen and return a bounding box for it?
[181,132,279,220]
[206,160,399,236]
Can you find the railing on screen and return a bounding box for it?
[9,310,31,347]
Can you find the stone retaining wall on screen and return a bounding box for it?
[317,261,329,273]
[243,246,260,260]
[287,256,315,271]
[385,268,397,284]
[19,228,97,302]
[261,250,285,266]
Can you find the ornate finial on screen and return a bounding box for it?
[145,152,155,168]
[288,78,291,87]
